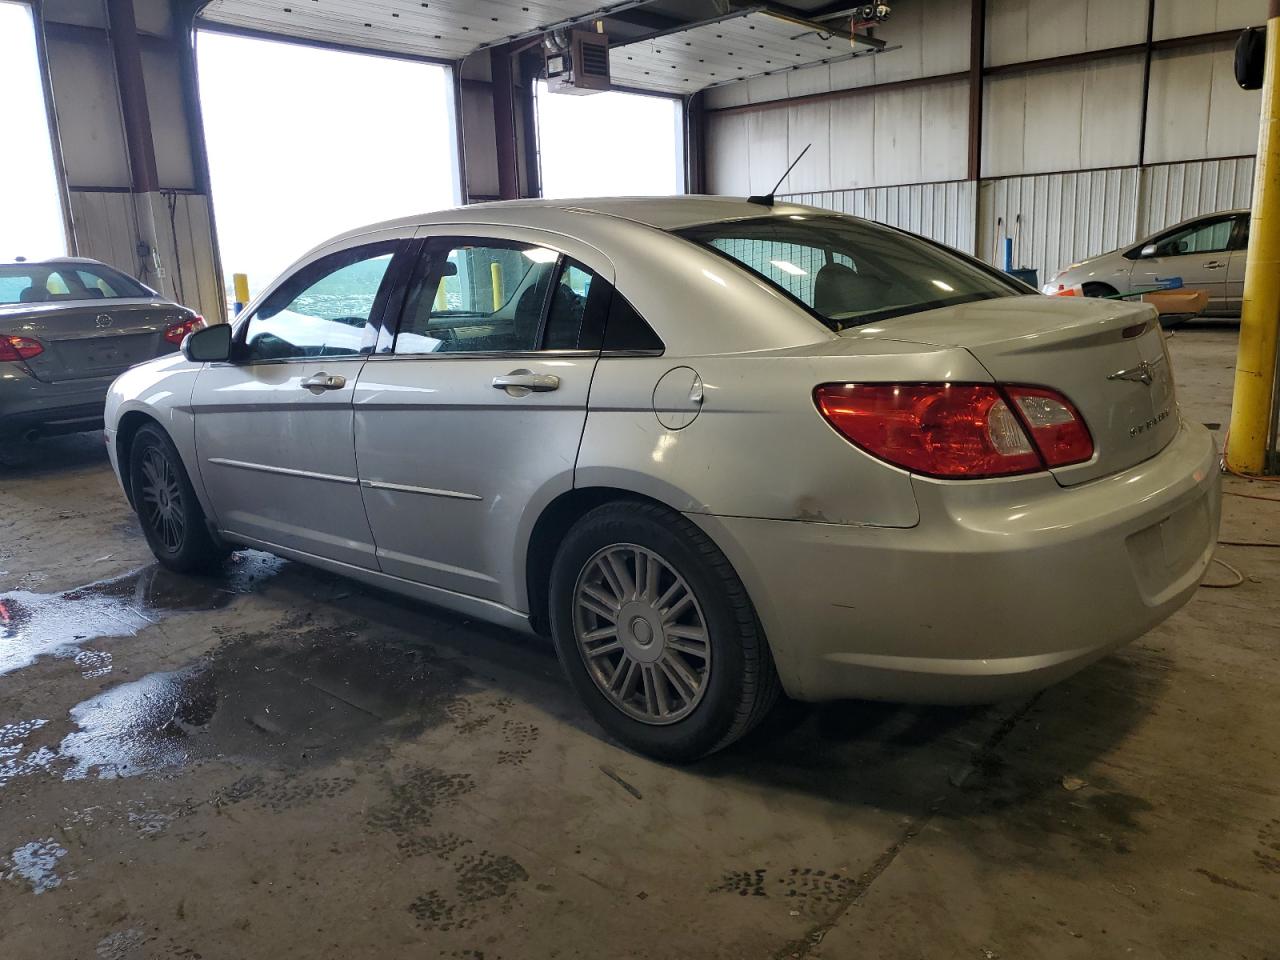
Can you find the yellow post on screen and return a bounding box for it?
[490,262,503,312]
[232,273,250,315]
[434,277,448,312]
[1228,1,1280,475]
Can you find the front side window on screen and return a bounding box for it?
[394,240,560,354]
[679,216,1020,330]
[242,242,396,361]
[0,262,149,304]
[1152,217,1236,257]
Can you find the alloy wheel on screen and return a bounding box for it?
[139,446,186,552]
[572,543,711,725]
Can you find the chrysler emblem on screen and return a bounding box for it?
[94,314,113,329]
[1107,358,1160,386]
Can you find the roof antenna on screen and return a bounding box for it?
[747,143,811,206]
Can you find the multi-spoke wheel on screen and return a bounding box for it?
[574,544,711,725]
[550,501,781,762]
[128,423,229,573]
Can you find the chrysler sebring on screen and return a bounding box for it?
[105,197,1220,761]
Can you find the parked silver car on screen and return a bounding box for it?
[1,258,201,442]
[105,198,1220,760]
[1044,208,1249,321]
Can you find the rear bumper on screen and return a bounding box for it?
[690,419,1221,704]
[0,363,111,438]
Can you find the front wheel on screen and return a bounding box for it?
[129,423,229,573]
[549,501,780,762]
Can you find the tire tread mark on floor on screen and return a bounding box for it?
[769,693,1045,959]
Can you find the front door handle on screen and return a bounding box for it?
[1203,260,1227,269]
[300,372,346,392]
[492,370,560,395]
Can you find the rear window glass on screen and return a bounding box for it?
[677,216,1020,330]
[0,262,150,304]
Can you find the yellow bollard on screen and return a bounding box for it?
[1228,1,1280,475]
[491,262,503,312]
[232,273,251,315]
[435,277,448,312]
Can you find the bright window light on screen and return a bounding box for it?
[931,279,955,292]
[770,259,807,276]
[522,247,559,263]
[535,81,683,198]
[0,1,67,261]
[197,31,459,302]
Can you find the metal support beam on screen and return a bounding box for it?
[105,0,159,195]
[1136,0,1156,167]
[1228,0,1280,475]
[490,44,521,201]
[967,0,985,182]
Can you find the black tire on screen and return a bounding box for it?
[548,500,781,762]
[128,423,229,573]
[1081,282,1119,299]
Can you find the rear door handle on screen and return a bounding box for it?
[300,372,346,392]
[1203,260,1227,269]
[492,370,560,394]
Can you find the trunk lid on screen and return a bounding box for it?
[1,299,182,383]
[848,295,1178,485]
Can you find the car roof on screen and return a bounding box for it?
[0,256,111,268]
[322,195,826,247]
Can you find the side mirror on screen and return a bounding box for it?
[1140,243,1158,258]
[182,322,233,363]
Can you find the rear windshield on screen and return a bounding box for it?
[0,262,151,305]
[677,215,1021,330]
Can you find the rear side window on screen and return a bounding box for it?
[602,293,663,352]
[242,242,397,361]
[678,216,1019,330]
[0,262,149,304]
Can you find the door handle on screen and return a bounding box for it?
[492,370,560,395]
[300,372,346,392]
[1203,261,1226,269]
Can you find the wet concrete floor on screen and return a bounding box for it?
[1,324,1278,959]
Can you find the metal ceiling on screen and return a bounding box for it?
[197,0,640,61]
[609,8,889,95]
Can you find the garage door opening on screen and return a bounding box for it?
[0,0,67,261]
[196,31,460,305]
[534,81,683,199]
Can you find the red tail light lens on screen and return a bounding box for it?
[164,314,205,346]
[0,336,44,362]
[1004,385,1093,467]
[814,382,1093,479]
[815,383,1042,478]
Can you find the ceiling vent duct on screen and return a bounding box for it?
[545,27,611,95]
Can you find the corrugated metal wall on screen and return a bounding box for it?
[1138,157,1255,235]
[780,181,978,255]
[978,168,1141,279]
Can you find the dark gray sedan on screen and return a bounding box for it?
[1,258,202,442]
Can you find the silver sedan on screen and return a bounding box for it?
[105,198,1220,761]
[1044,208,1249,322]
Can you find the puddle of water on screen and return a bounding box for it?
[4,837,70,894]
[0,552,284,677]
[55,612,475,781]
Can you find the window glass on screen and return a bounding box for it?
[543,261,595,349]
[0,262,149,304]
[1155,217,1235,256]
[602,293,664,352]
[395,241,558,354]
[679,216,1019,330]
[243,243,395,361]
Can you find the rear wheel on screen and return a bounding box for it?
[549,501,780,762]
[129,424,229,573]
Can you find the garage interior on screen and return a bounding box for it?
[2,0,1279,957]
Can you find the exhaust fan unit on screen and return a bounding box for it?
[545,28,610,95]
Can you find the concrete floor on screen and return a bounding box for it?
[1,323,1277,959]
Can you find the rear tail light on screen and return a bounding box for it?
[814,382,1093,479]
[1003,386,1093,467]
[164,314,205,347]
[0,336,44,362]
